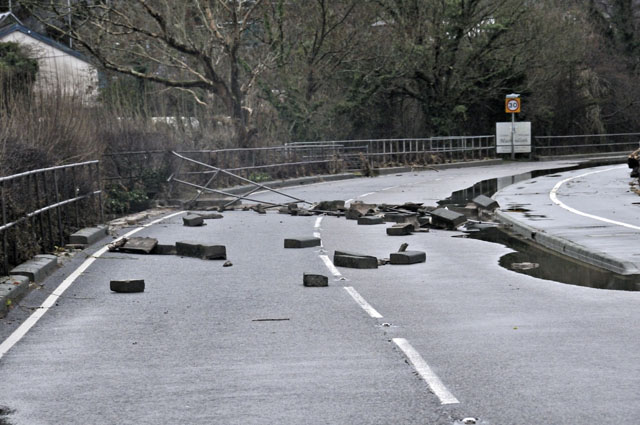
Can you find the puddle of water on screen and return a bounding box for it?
[438,161,618,207]
[463,227,640,291]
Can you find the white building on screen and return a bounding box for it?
[0,13,98,99]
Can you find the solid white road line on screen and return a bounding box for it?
[0,210,186,361]
[393,338,460,405]
[344,287,383,319]
[549,165,640,230]
[359,192,375,198]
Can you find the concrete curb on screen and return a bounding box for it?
[0,275,30,318]
[10,254,59,283]
[494,210,640,275]
[69,226,108,247]
[0,225,110,318]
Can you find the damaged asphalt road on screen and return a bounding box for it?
[1,160,640,425]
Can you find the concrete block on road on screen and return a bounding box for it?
[284,237,322,248]
[390,251,426,265]
[119,237,158,254]
[386,223,414,236]
[10,254,58,282]
[357,216,384,225]
[68,226,108,246]
[152,244,177,255]
[472,194,499,210]
[303,273,329,287]
[176,241,227,260]
[333,250,378,269]
[430,208,467,229]
[110,279,145,293]
[183,214,205,227]
[313,200,346,212]
[0,275,30,318]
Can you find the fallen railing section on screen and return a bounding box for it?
[168,151,311,208]
[0,161,103,275]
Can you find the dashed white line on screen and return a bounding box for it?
[549,165,640,230]
[359,192,375,198]
[0,210,186,361]
[393,338,460,405]
[314,217,323,230]
[344,287,383,319]
[320,255,342,278]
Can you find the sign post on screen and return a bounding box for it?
[505,93,521,160]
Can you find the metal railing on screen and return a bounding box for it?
[534,133,640,157]
[0,161,103,275]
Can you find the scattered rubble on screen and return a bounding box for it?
[357,216,384,225]
[176,241,227,260]
[110,279,145,293]
[390,251,426,265]
[284,237,322,248]
[429,208,467,230]
[333,250,378,269]
[472,194,499,211]
[303,273,329,287]
[387,223,414,236]
[118,237,158,254]
[183,214,205,227]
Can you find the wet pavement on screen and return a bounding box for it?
[493,162,640,279]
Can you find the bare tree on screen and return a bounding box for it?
[21,0,276,147]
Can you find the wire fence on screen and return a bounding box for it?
[0,161,103,275]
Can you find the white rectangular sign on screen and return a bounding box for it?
[496,122,531,153]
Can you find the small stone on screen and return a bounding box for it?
[223,261,233,267]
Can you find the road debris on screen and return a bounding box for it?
[303,273,329,287]
[284,237,322,248]
[223,261,233,267]
[429,208,467,229]
[510,262,539,270]
[334,250,378,269]
[357,216,384,225]
[399,243,409,252]
[176,241,227,260]
[117,237,158,254]
[110,279,145,293]
[252,318,290,322]
[390,251,426,265]
[183,214,205,227]
[387,223,414,236]
[472,194,499,211]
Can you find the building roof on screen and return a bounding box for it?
[0,23,92,64]
[0,12,23,28]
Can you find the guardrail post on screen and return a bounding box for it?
[1,180,7,275]
[53,169,65,246]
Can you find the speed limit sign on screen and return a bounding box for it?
[505,97,521,113]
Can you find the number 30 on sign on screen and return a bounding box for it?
[505,97,521,113]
